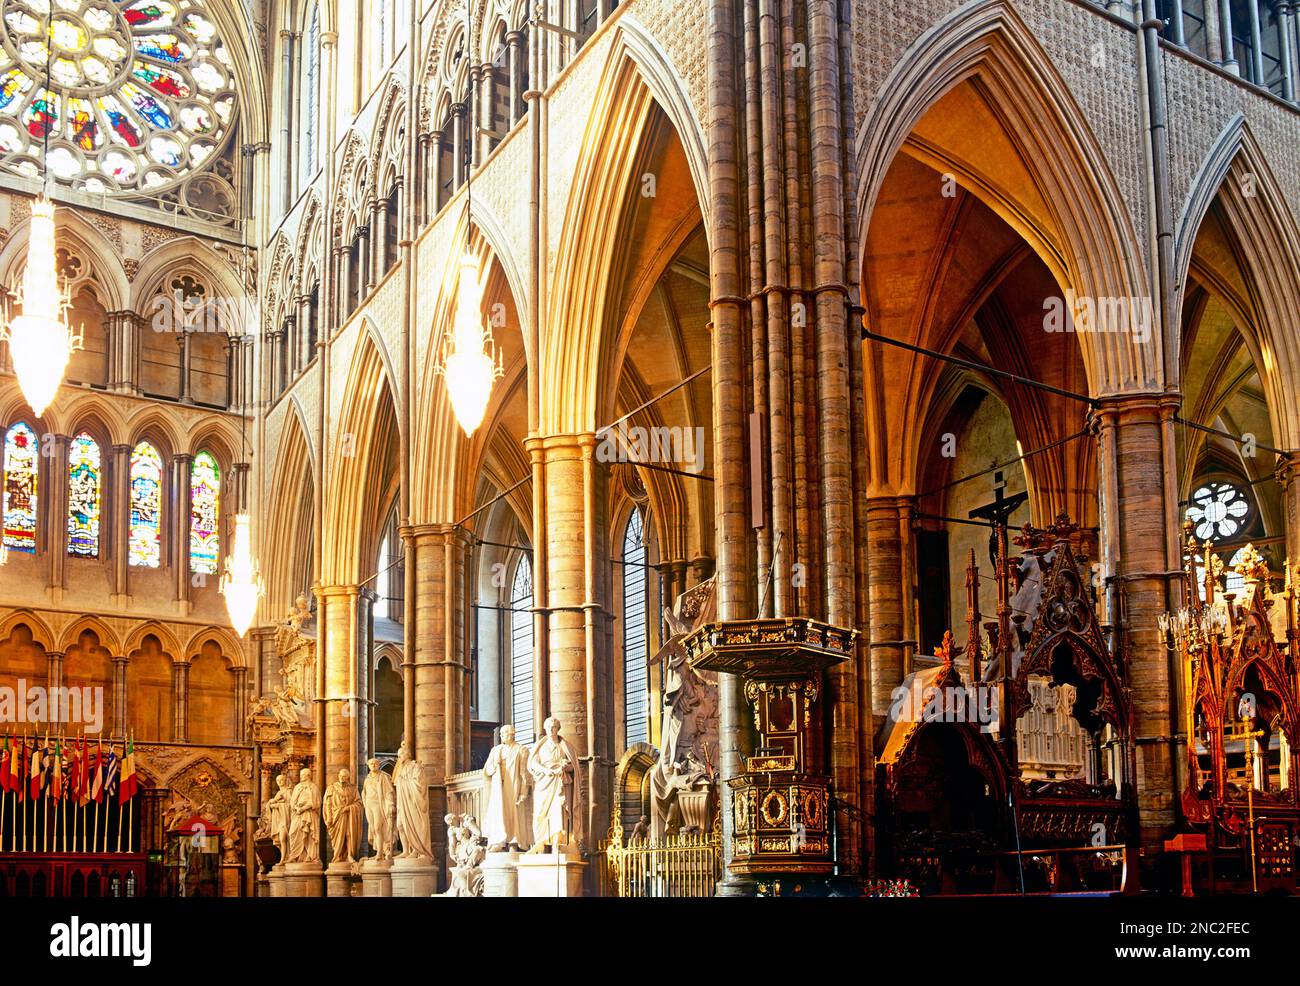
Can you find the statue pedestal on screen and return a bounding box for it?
[325,861,359,897]
[516,853,586,897]
[390,856,437,897]
[482,851,521,897]
[266,865,287,898]
[360,857,393,897]
[283,861,324,897]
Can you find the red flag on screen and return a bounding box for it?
[0,736,11,794]
[29,735,44,800]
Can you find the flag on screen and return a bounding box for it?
[50,739,62,801]
[29,735,44,800]
[0,735,10,794]
[90,738,104,802]
[118,735,137,805]
[76,734,91,806]
[13,738,24,802]
[99,747,119,803]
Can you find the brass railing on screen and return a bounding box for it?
[598,808,721,898]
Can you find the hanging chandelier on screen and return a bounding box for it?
[436,250,503,436]
[220,512,263,637]
[1,13,80,417]
[433,0,502,437]
[4,196,79,417]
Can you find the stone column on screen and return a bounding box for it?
[172,658,191,743]
[172,453,193,608]
[369,199,385,285]
[866,496,906,726]
[46,650,64,693]
[111,443,131,600]
[1280,2,1296,102]
[506,31,524,127]
[451,104,467,190]
[178,328,192,403]
[46,433,70,593]
[232,665,248,741]
[407,522,468,878]
[537,433,613,851]
[1097,394,1179,854]
[1218,0,1240,72]
[108,311,139,392]
[316,584,361,782]
[112,656,128,738]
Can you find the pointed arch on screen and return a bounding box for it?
[183,625,246,668]
[412,212,527,524]
[545,25,710,433]
[0,610,54,651]
[56,616,121,656]
[855,0,1151,396]
[1173,115,1300,450]
[123,621,183,659]
[322,321,400,582]
[265,396,317,617]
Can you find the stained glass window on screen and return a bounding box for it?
[1186,480,1251,541]
[299,3,318,186]
[189,449,218,574]
[67,432,100,556]
[129,440,162,567]
[622,510,649,747]
[2,422,38,553]
[0,0,238,194]
[510,556,533,745]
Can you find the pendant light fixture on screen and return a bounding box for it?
[220,248,263,636]
[433,0,503,437]
[1,13,80,417]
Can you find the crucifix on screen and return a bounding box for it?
[968,471,1029,771]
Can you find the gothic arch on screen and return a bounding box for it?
[56,616,121,655]
[183,626,246,668]
[412,214,526,524]
[1174,115,1300,451]
[0,610,54,651]
[321,322,400,582]
[544,27,709,433]
[265,397,317,617]
[123,621,183,660]
[855,0,1151,396]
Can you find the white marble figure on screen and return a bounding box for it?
[263,774,292,860]
[526,716,582,853]
[394,741,433,860]
[323,768,365,865]
[442,812,486,896]
[482,724,531,851]
[287,767,323,864]
[362,757,397,860]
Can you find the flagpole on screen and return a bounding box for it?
[128,797,134,854]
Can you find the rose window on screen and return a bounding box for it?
[1186,480,1251,542]
[0,0,237,194]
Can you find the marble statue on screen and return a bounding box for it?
[287,767,322,864]
[394,741,433,859]
[263,774,292,858]
[526,716,582,853]
[442,812,486,896]
[362,757,397,859]
[647,580,719,839]
[323,768,365,864]
[482,723,531,851]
